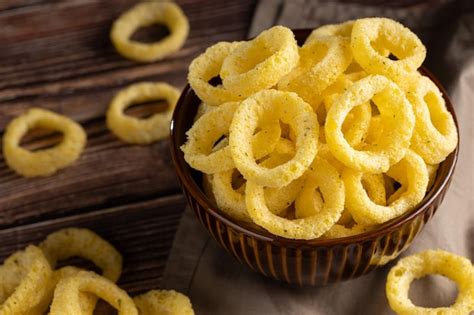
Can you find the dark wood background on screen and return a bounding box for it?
[0,0,257,310]
[0,0,438,312]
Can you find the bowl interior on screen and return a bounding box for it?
[170,29,459,247]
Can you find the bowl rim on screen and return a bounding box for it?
[170,30,459,247]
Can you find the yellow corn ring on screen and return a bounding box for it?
[181,101,281,174]
[134,290,195,315]
[106,82,180,144]
[3,108,86,177]
[343,150,428,225]
[230,90,318,188]
[408,76,458,164]
[386,250,474,315]
[110,1,189,62]
[220,26,299,97]
[246,156,344,239]
[188,41,243,106]
[322,76,372,147]
[212,144,302,222]
[325,75,415,173]
[39,228,122,282]
[351,17,426,83]
[0,246,52,314]
[36,266,96,315]
[278,35,352,108]
[50,271,137,315]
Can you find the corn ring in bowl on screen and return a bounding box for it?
[188,41,244,106]
[181,101,281,174]
[2,108,86,177]
[220,26,299,97]
[325,75,415,173]
[110,1,189,63]
[106,82,180,144]
[246,156,344,240]
[278,35,352,109]
[351,17,426,83]
[343,150,428,225]
[229,89,318,188]
[407,75,458,164]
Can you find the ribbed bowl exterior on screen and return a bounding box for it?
[179,177,449,285]
[170,29,459,286]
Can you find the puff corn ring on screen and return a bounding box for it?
[408,76,458,164]
[50,271,138,315]
[110,1,189,62]
[322,78,372,147]
[212,147,302,222]
[181,101,281,174]
[246,156,344,239]
[351,18,426,83]
[39,228,122,282]
[220,26,299,97]
[278,35,352,108]
[386,250,474,315]
[36,266,96,314]
[343,150,428,225]
[0,246,52,314]
[229,90,318,188]
[307,20,390,57]
[2,108,86,177]
[188,41,243,106]
[134,290,195,315]
[107,82,180,144]
[325,75,415,173]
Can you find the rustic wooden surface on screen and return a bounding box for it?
[0,0,257,311]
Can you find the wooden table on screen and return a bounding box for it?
[0,0,256,306]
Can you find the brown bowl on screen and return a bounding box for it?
[170,29,459,286]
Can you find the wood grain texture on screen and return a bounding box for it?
[0,0,256,227]
[0,0,256,312]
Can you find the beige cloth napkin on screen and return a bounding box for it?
[163,1,474,314]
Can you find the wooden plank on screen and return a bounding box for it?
[0,0,256,228]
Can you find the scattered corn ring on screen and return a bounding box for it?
[220,26,299,97]
[386,250,474,315]
[181,101,281,174]
[229,90,318,188]
[351,17,426,83]
[2,108,86,177]
[39,228,122,282]
[36,266,96,315]
[134,290,195,315]
[343,150,428,225]
[110,1,189,62]
[325,75,415,173]
[0,246,52,314]
[106,82,180,144]
[408,76,458,164]
[50,271,137,315]
[278,35,352,108]
[188,41,243,106]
